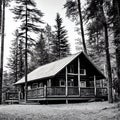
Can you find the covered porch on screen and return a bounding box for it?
[13,52,107,103]
[26,86,107,100]
[19,65,107,102]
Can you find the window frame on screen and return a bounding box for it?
[80,69,86,75]
[32,83,38,89]
[68,79,74,87]
[59,79,65,87]
[80,81,86,87]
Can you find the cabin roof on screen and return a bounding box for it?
[15,51,105,85]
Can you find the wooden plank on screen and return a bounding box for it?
[78,57,81,96]
[44,85,47,98]
[47,95,66,98]
[94,75,97,96]
[67,73,78,76]
[44,97,97,101]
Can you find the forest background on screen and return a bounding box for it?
[0,0,120,104]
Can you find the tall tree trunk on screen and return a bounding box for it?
[113,0,120,96]
[77,0,87,54]
[24,0,28,103]
[15,33,18,82]
[0,0,2,28]
[0,0,5,104]
[115,47,120,95]
[104,22,113,103]
[0,0,2,105]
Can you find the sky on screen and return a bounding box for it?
[4,0,81,68]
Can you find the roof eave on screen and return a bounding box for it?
[14,75,55,85]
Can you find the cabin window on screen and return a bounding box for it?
[69,64,74,73]
[59,79,65,87]
[28,85,31,90]
[39,83,43,87]
[68,79,74,86]
[80,81,86,87]
[32,83,38,89]
[80,69,86,75]
[47,79,52,87]
[89,81,94,87]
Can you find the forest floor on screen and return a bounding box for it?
[0,101,120,120]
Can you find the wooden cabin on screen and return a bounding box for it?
[14,52,107,103]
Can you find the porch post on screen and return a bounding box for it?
[100,80,103,88]
[101,79,104,88]
[78,57,81,96]
[18,91,21,102]
[65,66,68,104]
[44,85,47,98]
[94,75,97,96]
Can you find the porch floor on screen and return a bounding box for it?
[27,96,108,102]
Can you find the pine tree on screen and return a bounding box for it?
[35,33,49,66]
[11,0,44,102]
[85,0,113,103]
[53,13,70,60]
[18,38,24,79]
[29,32,49,71]
[112,0,120,96]
[11,0,43,49]
[44,24,55,62]
[87,19,106,69]
[7,29,25,82]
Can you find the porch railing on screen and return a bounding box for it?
[47,87,65,96]
[27,87,44,99]
[6,91,19,100]
[5,87,107,100]
[80,87,95,97]
[96,88,107,96]
[26,87,107,99]
[68,87,79,95]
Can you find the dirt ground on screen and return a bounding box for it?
[0,102,120,120]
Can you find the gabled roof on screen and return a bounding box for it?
[15,52,80,85]
[15,51,105,85]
